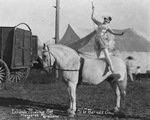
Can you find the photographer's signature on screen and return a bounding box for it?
[12,107,114,119]
[12,108,59,119]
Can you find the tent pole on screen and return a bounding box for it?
[146,49,148,74]
[55,0,60,44]
[54,0,60,79]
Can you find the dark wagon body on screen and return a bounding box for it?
[31,35,38,61]
[0,23,37,83]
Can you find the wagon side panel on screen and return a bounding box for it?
[0,27,14,68]
[24,30,32,66]
[31,35,38,61]
[11,28,32,69]
[0,29,2,59]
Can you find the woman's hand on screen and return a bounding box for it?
[92,5,94,10]
[92,2,95,10]
[120,32,124,35]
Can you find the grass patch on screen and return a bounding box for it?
[1,69,150,120]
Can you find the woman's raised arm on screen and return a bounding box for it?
[91,4,101,25]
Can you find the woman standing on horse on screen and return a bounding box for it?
[91,3,124,73]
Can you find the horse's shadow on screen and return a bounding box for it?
[0,97,68,116]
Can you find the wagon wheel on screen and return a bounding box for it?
[0,59,10,83]
[9,67,30,83]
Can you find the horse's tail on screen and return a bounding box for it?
[126,64,131,82]
[123,64,129,90]
[77,57,84,86]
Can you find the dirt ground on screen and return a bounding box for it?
[0,69,150,120]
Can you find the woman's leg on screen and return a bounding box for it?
[96,49,101,58]
[103,48,114,73]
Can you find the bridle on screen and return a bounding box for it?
[42,47,54,73]
[43,47,80,72]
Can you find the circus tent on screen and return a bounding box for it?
[59,24,150,73]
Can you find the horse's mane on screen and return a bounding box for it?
[48,44,80,57]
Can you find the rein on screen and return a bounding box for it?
[43,50,80,72]
[49,65,79,71]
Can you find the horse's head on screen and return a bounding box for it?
[42,44,55,73]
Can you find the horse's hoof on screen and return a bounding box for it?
[67,109,76,118]
[67,108,72,113]
[109,107,119,114]
[114,107,119,113]
[68,113,75,118]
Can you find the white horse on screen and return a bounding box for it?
[42,44,127,117]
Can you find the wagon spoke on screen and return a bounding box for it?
[0,67,3,71]
[0,66,3,70]
[10,74,15,83]
[0,72,5,75]
[0,74,5,78]
[18,74,23,79]
[9,68,29,83]
[0,74,3,82]
[9,74,13,81]
[17,72,24,78]
[0,69,5,73]
[0,75,4,81]
[10,72,21,83]
[17,74,22,81]
[0,75,3,79]
[16,74,20,82]
[14,76,18,83]
[0,60,10,84]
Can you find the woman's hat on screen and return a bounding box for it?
[104,16,112,23]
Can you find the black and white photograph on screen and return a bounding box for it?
[0,0,150,120]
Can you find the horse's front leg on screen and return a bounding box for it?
[110,80,127,113]
[110,81,121,112]
[117,81,126,111]
[67,87,72,112]
[67,81,77,117]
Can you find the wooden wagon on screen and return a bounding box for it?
[0,23,37,83]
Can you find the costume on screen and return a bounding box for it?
[94,25,115,52]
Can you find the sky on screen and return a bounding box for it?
[0,0,149,44]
